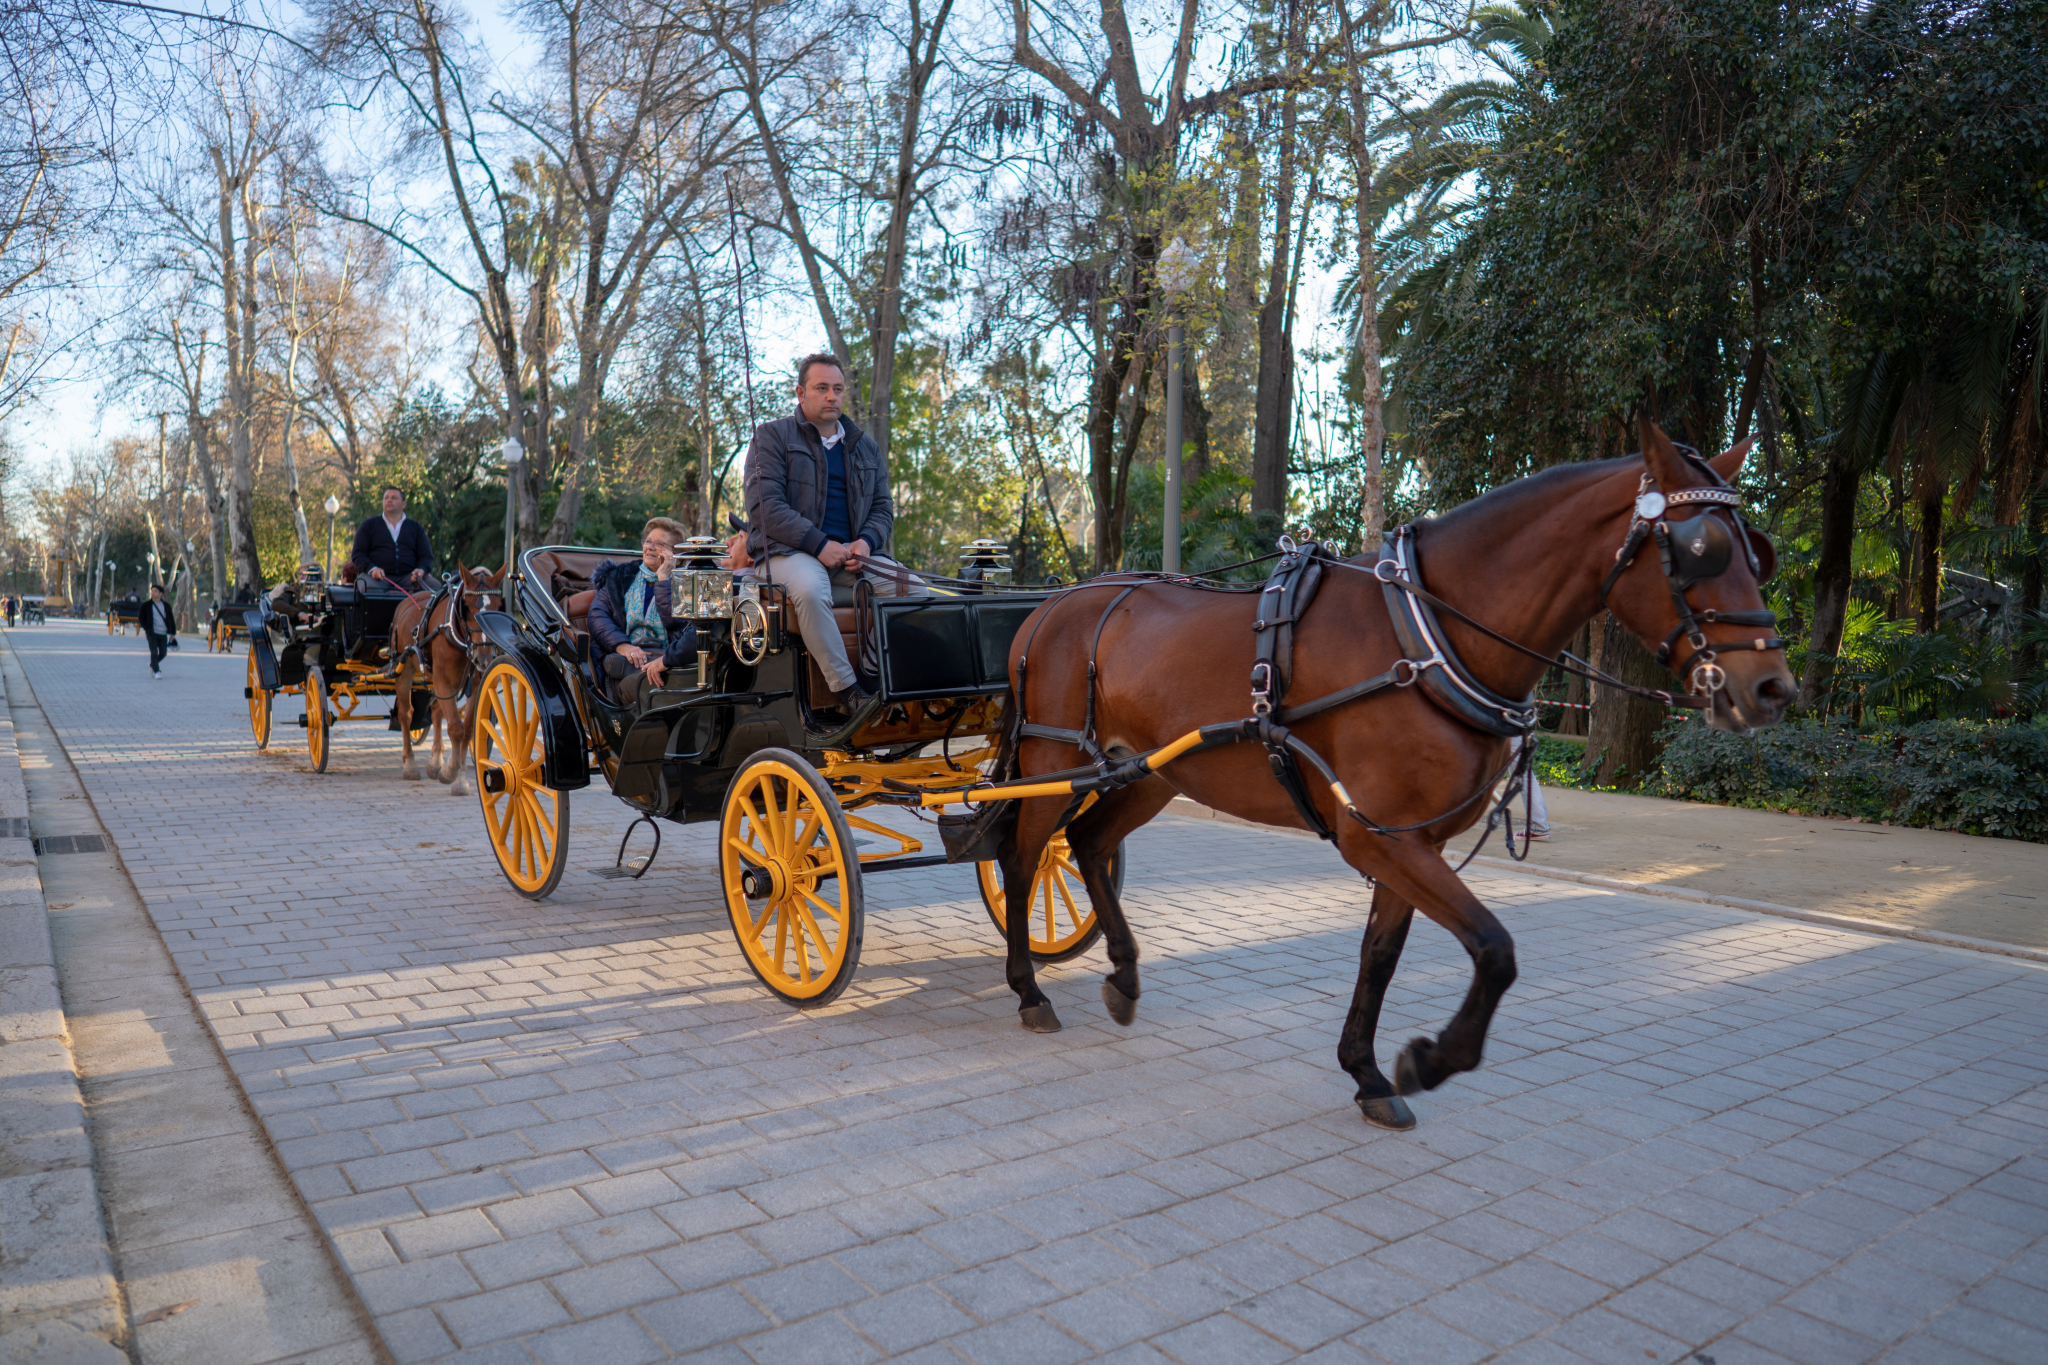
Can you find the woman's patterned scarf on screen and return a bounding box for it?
[625,564,665,647]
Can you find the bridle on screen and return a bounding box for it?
[1596,446,1784,699]
[407,573,502,703]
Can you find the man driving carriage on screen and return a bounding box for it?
[350,486,435,589]
[589,517,701,710]
[743,352,928,720]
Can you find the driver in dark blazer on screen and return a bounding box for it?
[350,485,435,588]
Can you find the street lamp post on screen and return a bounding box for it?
[502,437,525,574]
[323,495,341,579]
[1156,238,1204,576]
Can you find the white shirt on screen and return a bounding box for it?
[818,421,843,450]
[382,512,408,539]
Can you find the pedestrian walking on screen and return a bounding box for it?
[1514,732,1551,841]
[3,596,14,627]
[142,584,178,679]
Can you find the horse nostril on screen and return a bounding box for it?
[1755,674,1792,708]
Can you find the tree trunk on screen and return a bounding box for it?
[1251,85,1300,518]
[1561,621,1590,736]
[1916,483,1943,631]
[2023,495,2045,682]
[1585,612,1668,788]
[1185,359,1211,480]
[1798,443,1860,708]
[1344,39,1384,551]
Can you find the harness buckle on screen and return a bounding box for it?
[1249,661,1274,716]
[1392,658,1424,687]
[1690,658,1727,696]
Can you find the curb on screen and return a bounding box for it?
[1163,797,2048,967]
[0,650,124,1345]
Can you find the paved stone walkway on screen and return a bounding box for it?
[13,619,2048,1364]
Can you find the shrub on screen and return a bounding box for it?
[1646,715,2048,841]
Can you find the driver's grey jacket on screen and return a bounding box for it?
[743,409,893,563]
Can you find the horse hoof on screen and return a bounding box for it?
[401,767,421,781]
[1395,1042,1427,1096]
[449,780,469,797]
[1018,1003,1062,1033]
[1101,980,1138,1026]
[1358,1094,1417,1130]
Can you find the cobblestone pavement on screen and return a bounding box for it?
[16,620,2048,1365]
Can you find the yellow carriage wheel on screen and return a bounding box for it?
[978,827,1120,963]
[473,660,570,900]
[720,750,864,1008]
[246,650,271,749]
[304,666,331,773]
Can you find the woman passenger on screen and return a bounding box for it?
[589,517,700,709]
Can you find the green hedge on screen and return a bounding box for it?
[1643,716,2048,842]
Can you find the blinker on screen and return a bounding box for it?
[1663,512,1732,588]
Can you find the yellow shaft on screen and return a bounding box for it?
[919,727,1207,808]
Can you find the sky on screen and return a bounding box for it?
[8,0,1471,515]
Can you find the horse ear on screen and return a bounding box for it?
[1708,438,1753,482]
[1637,417,1693,490]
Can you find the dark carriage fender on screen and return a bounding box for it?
[242,611,280,690]
[476,610,591,791]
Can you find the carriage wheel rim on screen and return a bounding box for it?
[247,651,270,747]
[306,669,328,771]
[977,831,1099,956]
[475,663,561,894]
[720,760,856,1000]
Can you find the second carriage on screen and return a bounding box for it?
[469,538,1119,1006]
[242,571,433,771]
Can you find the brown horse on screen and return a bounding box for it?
[992,423,1795,1129]
[392,563,504,793]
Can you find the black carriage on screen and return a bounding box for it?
[243,574,431,771]
[107,596,143,635]
[470,539,1121,1007]
[209,599,255,652]
[20,597,45,624]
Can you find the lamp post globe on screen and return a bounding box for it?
[322,495,341,580]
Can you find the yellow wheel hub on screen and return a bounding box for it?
[720,755,862,1005]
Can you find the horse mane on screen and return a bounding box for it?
[1412,455,1638,540]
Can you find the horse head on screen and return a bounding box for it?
[1597,421,1794,733]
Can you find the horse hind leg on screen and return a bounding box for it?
[1064,778,1176,1026]
[1338,884,1419,1130]
[1003,795,1068,1032]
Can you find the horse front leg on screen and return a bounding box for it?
[445,679,472,796]
[1350,834,1519,1099]
[1338,883,1418,1130]
[1065,778,1176,1026]
[395,658,421,781]
[1003,795,1067,1032]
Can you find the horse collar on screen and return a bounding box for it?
[1378,529,1538,738]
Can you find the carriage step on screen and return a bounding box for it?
[589,859,654,880]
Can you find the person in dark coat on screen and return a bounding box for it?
[587,517,700,709]
[141,583,177,679]
[349,486,435,588]
[743,352,926,719]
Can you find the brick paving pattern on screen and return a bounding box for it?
[16,620,2048,1364]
